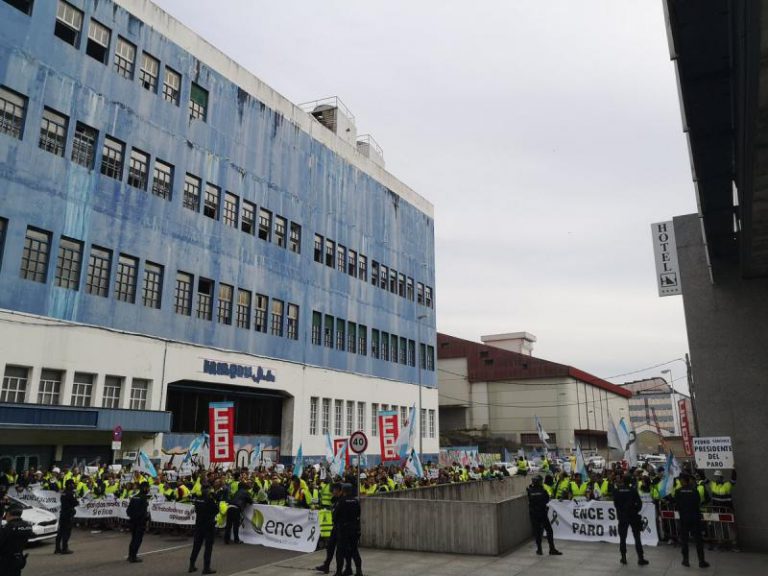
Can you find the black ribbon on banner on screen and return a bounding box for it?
[307,526,317,541]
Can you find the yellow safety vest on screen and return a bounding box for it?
[570,481,589,499]
[319,509,333,538]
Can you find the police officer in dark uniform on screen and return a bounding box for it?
[526,475,562,556]
[334,484,363,576]
[675,473,709,568]
[189,484,218,574]
[613,473,649,566]
[55,479,78,554]
[316,483,348,574]
[0,502,33,576]
[126,482,151,563]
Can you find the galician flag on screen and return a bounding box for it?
[618,417,639,466]
[248,442,263,471]
[394,404,417,461]
[534,415,550,449]
[658,450,681,498]
[330,441,347,477]
[575,442,588,479]
[324,432,335,465]
[182,432,209,466]
[404,448,425,478]
[294,444,304,478]
[136,450,158,478]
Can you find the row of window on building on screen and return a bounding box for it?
[313,233,434,308]
[308,397,436,440]
[2,219,300,339]
[310,310,435,371]
[0,364,151,410]
[0,83,303,255]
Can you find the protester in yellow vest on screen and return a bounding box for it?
[709,470,735,508]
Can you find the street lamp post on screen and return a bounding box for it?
[417,313,427,456]
[661,368,681,436]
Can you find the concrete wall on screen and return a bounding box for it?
[675,214,768,551]
[372,477,528,502]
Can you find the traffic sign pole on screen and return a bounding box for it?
[349,431,368,500]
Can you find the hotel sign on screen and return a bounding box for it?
[651,221,682,297]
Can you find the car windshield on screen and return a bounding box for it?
[9,497,32,510]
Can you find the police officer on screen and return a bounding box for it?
[315,483,349,575]
[675,473,709,568]
[55,479,78,554]
[334,484,363,576]
[526,476,562,556]
[189,485,218,574]
[612,474,649,566]
[0,502,33,576]
[126,482,151,563]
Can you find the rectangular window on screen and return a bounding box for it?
[203,183,219,220]
[399,337,407,365]
[183,173,201,212]
[347,249,357,277]
[100,136,124,181]
[189,82,208,121]
[142,261,163,309]
[429,409,436,438]
[102,375,122,408]
[287,303,299,340]
[359,325,367,356]
[347,322,356,354]
[86,245,111,297]
[1,366,28,403]
[427,345,435,371]
[139,52,159,92]
[371,329,380,359]
[408,339,416,367]
[241,200,256,235]
[419,343,426,370]
[337,244,346,273]
[113,36,135,78]
[309,397,318,436]
[270,298,284,336]
[389,268,397,294]
[223,192,238,228]
[371,260,379,286]
[197,277,213,320]
[127,148,149,190]
[86,19,110,64]
[0,86,27,140]
[130,379,149,410]
[38,107,68,157]
[334,399,343,436]
[55,236,82,290]
[311,311,322,345]
[174,271,193,316]
[38,369,62,405]
[71,122,98,169]
[274,215,286,248]
[371,403,379,436]
[20,227,50,283]
[313,234,324,263]
[336,318,345,351]
[426,286,434,308]
[289,222,301,253]
[346,400,354,435]
[380,264,388,290]
[323,314,334,347]
[152,159,173,200]
[163,67,181,105]
[70,372,93,407]
[3,0,34,15]
[258,208,272,241]
[217,283,233,325]
[55,1,83,48]
[322,398,331,435]
[325,239,335,268]
[235,288,251,329]
[420,408,427,439]
[400,406,407,425]
[406,277,414,301]
[391,334,399,363]
[358,254,367,282]
[254,294,268,332]
[398,273,406,298]
[114,253,138,303]
[357,402,365,433]
[381,331,389,361]
[417,282,425,305]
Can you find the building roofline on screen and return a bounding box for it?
[113,0,434,218]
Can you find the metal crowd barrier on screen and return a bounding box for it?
[658,503,737,548]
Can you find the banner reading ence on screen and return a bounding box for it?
[548,500,658,546]
[239,504,320,553]
[209,401,235,463]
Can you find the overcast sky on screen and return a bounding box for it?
[154,0,696,391]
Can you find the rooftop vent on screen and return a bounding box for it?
[356,134,385,168]
[299,96,357,146]
[480,332,537,356]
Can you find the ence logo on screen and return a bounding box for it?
[251,509,265,534]
[251,508,308,539]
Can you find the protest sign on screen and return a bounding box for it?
[239,504,319,553]
[547,500,658,546]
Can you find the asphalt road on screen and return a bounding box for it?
[25,527,304,576]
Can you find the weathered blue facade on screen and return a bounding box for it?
[0,0,436,386]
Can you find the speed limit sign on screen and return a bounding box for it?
[349,430,368,454]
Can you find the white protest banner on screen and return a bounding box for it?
[75,498,129,520]
[239,504,320,553]
[693,437,734,469]
[11,488,61,515]
[149,501,196,525]
[548,500,658,546]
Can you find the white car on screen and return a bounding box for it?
[6,496,59,543]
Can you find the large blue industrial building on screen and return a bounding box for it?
[0,0,437,469]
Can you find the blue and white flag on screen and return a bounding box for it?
[405,448,424,478]
[658,450,681,498]
[394,404,417,461]
[607,415,623,453]
[324,432,335,465]
[330,441,347,477]
[182,432,209,466]
[534,415,550,449]
[575,442,588,479]
[294,444,304,478]
[136,450,158,478]
[618,417,638,466]
[248,442,263,471]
